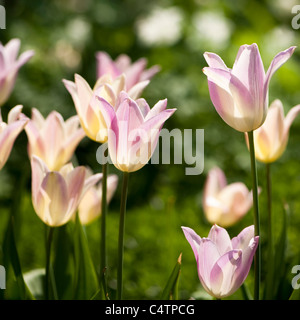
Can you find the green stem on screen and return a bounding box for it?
[264,162,274,299]
[117,171,129,300]
[247,131,261,300]
[266,163,272,251]
[100,152,108,294]
[45,226,55,300]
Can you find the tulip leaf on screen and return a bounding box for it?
[24,268,45,300]
[272,204,288,299]
[161,253,182,300]
[3,217,34,300]
[73,213,101,300]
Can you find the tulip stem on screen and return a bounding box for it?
[247,131,261,300]
[264,162,274,299]
[100,151,108,296]
[45,226,55,300]
[117,171,129,300]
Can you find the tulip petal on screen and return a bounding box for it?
[128,80,150,100]
[0,119,28,170]
[231,235,259,290]
[144,98,168,121]
[31,155,49,205]
[198,238,221,290]
[265,46,296,98]
[210,249,242,298]
[96,51,120,79]
[181,226,202,261]
[283,104,300,141]
[203,52,229,70]
[231,225,255,250]
[40,172,69,226]
[207,225,232,256]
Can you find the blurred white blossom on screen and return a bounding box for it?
[188,11,233,50]
[136,7,184,47]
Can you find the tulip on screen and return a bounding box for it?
[0,38,34,106]
[97,91,176,172]
[0,105,28,170]
[22,108,85,171]
[63,73,149,143]
[31,155,102,227]
[202,44,296,132]
[248,99,300,163]
[203,167,254,228]
[78,173,118,225]
[182,224,259,299]
[96,51,160,90]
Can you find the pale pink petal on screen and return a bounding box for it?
[203,52,229,70]
[181,226,201,261]
[207,225,232,256]
[265,46,296,98]
[40,172,69,226]
[210,249,242,298]
[0,118,28,170]
[96,51,120,79]
[231,235,259,290]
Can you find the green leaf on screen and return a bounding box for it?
[272,204,288,299]
[73,214,101,300]
[24,268,45,300]
[3,217,34,300]
[161,253,182,300]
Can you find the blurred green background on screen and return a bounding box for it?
[1,0,300,299]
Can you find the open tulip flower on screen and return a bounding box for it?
[203,167,254,227]
[0,105,28,170]
[78,172,118,225]
[31,155,102,227]
[22,108,85,171]
[96,91,176,172]
[63,73,149,143]
[248,99,300,163]
[96,51,160,90]
[203,44,296,132]
[0,38,34,106]
[182,224,259,299]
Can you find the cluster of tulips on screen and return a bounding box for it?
[0,38,299,300]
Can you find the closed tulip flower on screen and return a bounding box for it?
[203,44,295,132]
[203,167,253,227]
[31,155,102,227]
[0,38,34,106]
[22,108,85,171]
[63,73,149,143]
[248,99,300,163]
[96,51,160,90]
[182,224,259,299]
[78,173,118,225]
[0,105,28,170]
[97,91,176,172]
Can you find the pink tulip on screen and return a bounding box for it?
[182,224,259,299]
[31,155,102,227]
[203,44,296,132]
[0,39,34,106]
[96,51,160,90]
[248,99,300,163]
[203,167,253,227]
[0,105,28,170]
[63,73,149,143]
[22,108,85,171]
[78,173,118,225]
[96,91,176,172]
